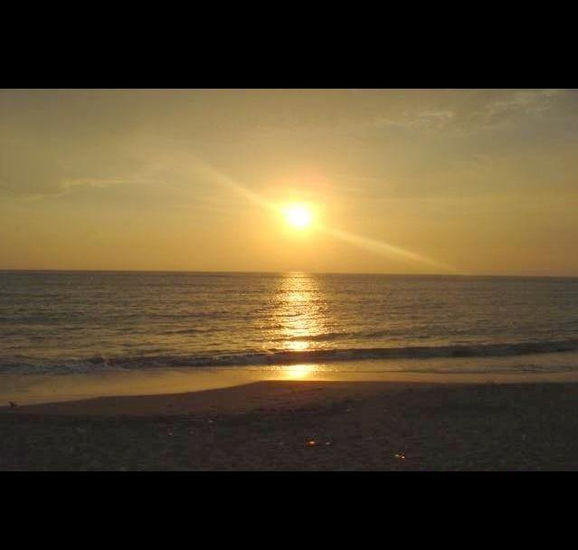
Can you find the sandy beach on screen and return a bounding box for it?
[2,379,578,471]
[4,89,578,473]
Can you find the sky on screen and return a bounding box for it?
[1,89,577,276]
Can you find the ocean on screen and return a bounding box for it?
[2,270,578,377]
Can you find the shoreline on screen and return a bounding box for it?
[4,373,578,416]
[4,355,578,408]
[2,380,414,416]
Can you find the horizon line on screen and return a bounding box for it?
[1,268,577,279]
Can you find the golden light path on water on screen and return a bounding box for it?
[280,364,318,379]
[275,274,324,352]
[187,156,464,274]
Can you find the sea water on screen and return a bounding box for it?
[2,270,578,377]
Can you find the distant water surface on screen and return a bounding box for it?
[2,270,578,375]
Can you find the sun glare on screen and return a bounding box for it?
[282,364,316,379]
[283,204,313,230]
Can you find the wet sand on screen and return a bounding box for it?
[2,380,578,470]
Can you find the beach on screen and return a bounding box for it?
[2,378,578,471]
[4,90,578,473]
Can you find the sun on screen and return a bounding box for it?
[282,204,313,230]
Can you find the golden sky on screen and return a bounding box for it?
[1,89,577,275]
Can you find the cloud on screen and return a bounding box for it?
[373,109,456,132]
[468,90,561,128]
[367,90,566,136]
[5,176,162,202]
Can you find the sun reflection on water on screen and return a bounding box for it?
[285,340,310,352]
[271,273,326,354]
[282,363,317,379]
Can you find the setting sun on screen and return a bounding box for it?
[283,204,313,230]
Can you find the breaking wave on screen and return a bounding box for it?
[4,338,578,374]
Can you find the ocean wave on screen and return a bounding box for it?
[3,338,578,374]
[0,355,130,375]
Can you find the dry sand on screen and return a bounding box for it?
[2,380,578,470]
